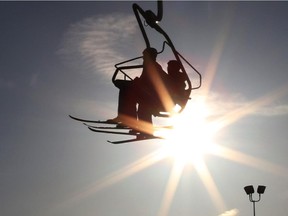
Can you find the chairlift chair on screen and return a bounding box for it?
[112,41,201,118]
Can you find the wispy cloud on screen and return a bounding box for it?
[58,13,137,77]
[218,209,239,216]
[255,104,288,116]
[197,85,288,118]
[58,13,288,118]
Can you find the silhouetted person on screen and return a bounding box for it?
[110,48,167,134]
[166,60,187,107]
[110,49,188,137]
[112,76,137,126]
[135,47,168,135]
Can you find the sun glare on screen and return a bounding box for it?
[63,95,288,215]
[156,100,219,167]
[155,100,228,215]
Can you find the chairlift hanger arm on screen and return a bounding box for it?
[132,0,197,91]
[174,48,202,90]
[117,0,201,92]
[132,0,163,48]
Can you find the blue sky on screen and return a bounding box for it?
[1,1,288,216]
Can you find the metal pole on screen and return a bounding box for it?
[252,201,256,216]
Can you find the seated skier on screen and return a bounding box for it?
[166,60,187,108]
[138,59,188,120]
[109,47,167,132]
[109,48,186,136]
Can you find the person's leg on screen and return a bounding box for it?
[111,80,137,126]
[137,101,154,136]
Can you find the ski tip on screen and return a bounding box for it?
[107,140,117,144]
[88,126,95,132]
[69,115,80,121]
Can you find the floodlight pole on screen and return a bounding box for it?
[244,185,266,216]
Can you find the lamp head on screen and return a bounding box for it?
[257,185,266,194]
[244,185,254,195]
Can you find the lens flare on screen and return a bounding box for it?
[156,99,219,167]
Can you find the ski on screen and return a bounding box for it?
[88,127,139,136]
[88,127,161,144]
[70,115,173,129]
[108,136,157,144]
[71,115,169,144]
[84,122,173,130]
[83,123,130,130]
[69,115,118,124]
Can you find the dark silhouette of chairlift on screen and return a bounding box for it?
[112,0,202,117]
[69,0,202,144]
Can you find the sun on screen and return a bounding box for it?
[155,99,219,167]
[153,99,228,215]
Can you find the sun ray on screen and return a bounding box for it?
[157,161,185,216]
[62,81,288,215]
[195,158,227,212]
[58,148,167,209]
[211,144,288,177]
[201,12,231,96]
[215,83,288,131]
